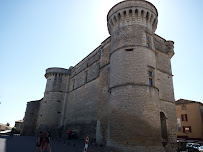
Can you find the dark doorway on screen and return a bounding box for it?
[160,112,168,146]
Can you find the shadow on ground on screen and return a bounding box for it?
[0,135,104,152]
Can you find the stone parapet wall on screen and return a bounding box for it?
[68,38,110,93]
[45,67,70,76]
[154,34,174,59]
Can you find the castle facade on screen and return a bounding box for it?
[22,0,177,151]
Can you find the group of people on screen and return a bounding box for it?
[35,129,77,151]
[67,129,78,139]
[35,131,51,152]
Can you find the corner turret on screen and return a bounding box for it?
[45,68,71,92]
[36,68,71,133]
[107,0,158,35]
[106,0,167,151]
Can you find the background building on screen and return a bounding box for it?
[176,99,203,141]
[15,120,23,134]
[0,123,11,131]
[22,0,177,151]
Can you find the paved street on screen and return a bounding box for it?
[0,135,104,152]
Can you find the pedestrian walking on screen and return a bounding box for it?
[10,127,16,137]
[42,132,51,152]
[67,129,72,140]
[35,131,43,152]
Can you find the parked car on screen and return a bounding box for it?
[186,143,193,148]
[199,146,203,152]
[186,143,200,152]
[186,143,200,148]
[67,131,78,139]
[193,144,200,150]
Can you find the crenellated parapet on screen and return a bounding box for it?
[165,41,174,58]
[154,35,175,59]
[44,68,71,93]
[45,67,71,79]
[107,0,158,34]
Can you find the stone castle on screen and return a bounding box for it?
[22,0,177,151]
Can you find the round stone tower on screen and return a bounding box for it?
[107,0,165,151]
[36,68,70,132]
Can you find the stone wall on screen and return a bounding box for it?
[154,34,177,151]
[21,100,41,136]
[64,79,99,139]
[96,38,111,145]
[63,38,111,140]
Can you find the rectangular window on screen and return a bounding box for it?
[85,70,88,83]
[148,71,153,86]
[146,43,150,48]
[148,71,152,77]
[149,78,153,86]
[181,114,188,121]
[177,118,181,132]
[146,34,152,48]
[182,105,186,110]
[72,79,75,90]
[183,126,192,133]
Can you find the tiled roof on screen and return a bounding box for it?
[0,123,12,129]
[15,120,24,123]
[175,99,203,105]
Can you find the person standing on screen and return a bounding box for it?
[10,127,16,137]
[67,129,72,140]
[9,127,16,137]
[35,131,43,152]
[42,132,51,152]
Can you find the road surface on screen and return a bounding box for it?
[0,135,104,152]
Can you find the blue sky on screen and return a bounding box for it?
[0,0,203,127]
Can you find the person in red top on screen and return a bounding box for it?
[67,129,72,139]
[35,131,43,152]
[42,132,51,152]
